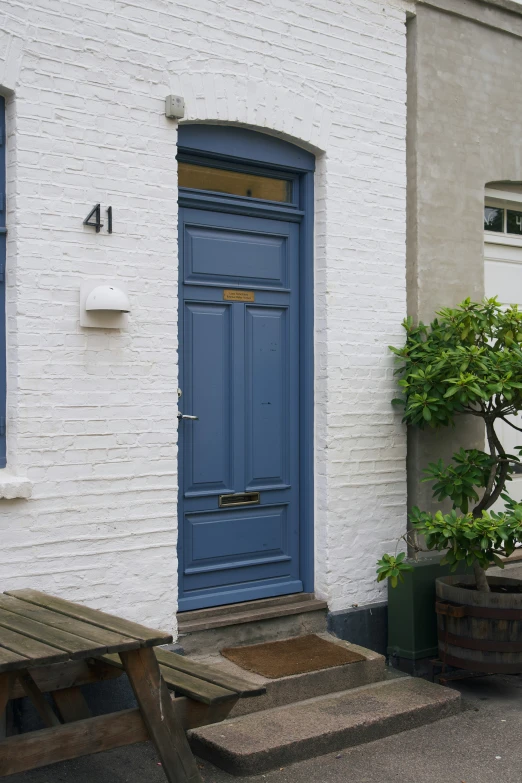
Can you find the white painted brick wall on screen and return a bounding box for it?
[0,0,411,631]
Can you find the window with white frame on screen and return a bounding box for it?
[485,185,522,240]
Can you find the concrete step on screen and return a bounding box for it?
[190,633,386,717]
[189,676,461,775]
[178,594,328,655]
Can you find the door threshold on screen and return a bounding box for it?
[177,593,327,634]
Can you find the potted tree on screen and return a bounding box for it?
[378,298,522,673]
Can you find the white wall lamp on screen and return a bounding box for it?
[80,280,130,328]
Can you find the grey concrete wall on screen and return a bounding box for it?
[407,0,522,515]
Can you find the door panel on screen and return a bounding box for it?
[179,207,302,610]
[184,302,233,495]
[245,306,290,488]
[184,216,289,288]
[184,505,290,575]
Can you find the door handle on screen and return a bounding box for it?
[177,413,199,421]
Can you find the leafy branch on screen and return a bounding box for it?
[379,298,522,592]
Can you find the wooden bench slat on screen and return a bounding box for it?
[0,607,109,660]
[0,595,140,653]
[6,590,172,647]
[98,654,237,705]
[0,627,68,667]
[0,646,30,673]
[155,648,266,697]
[102,649,265,699]
[160,667,236,705]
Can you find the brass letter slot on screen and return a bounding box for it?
[219,492,260,508]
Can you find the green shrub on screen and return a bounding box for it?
[378,298,522,592]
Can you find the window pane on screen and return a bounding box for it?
[178,162,292,202]
[507,209,522,235]
[484,206,504,232]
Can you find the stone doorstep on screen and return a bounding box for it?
[178,605,328,657]
[189,676,462,776]
[178,593,320,625]
[189,633,386,717]
[178,594,328,634]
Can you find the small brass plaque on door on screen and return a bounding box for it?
[223,289,255,302]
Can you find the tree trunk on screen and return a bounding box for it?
[473,561,491,593]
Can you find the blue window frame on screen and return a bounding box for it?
[0,97,6,467]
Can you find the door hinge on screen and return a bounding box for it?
[0,417,6,437]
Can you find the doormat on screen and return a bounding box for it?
[221,634,366,679]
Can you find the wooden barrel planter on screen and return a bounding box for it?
[435,574,522,674]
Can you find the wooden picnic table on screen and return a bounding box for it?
[0,589,203,782]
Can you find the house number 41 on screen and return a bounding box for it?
[83,204,113,234]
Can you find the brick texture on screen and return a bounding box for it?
[0,0,411,631]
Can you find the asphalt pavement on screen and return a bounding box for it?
[6,671,522,783]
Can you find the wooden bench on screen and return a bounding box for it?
[97,646,265,714]
[0,589,265,782]
[5,648,265,733]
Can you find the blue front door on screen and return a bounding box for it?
[178,206,302,610]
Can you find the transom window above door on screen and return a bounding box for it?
[178,161,292,203]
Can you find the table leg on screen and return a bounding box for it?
[120,648,203,783]
[53,686,92,723]
[16,671,61,728]
[0,672,13,739]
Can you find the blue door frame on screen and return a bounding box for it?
[177,126,315,611]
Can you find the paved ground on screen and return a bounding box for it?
[7,671,522,783]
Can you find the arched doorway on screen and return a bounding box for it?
[177,126,315,611]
